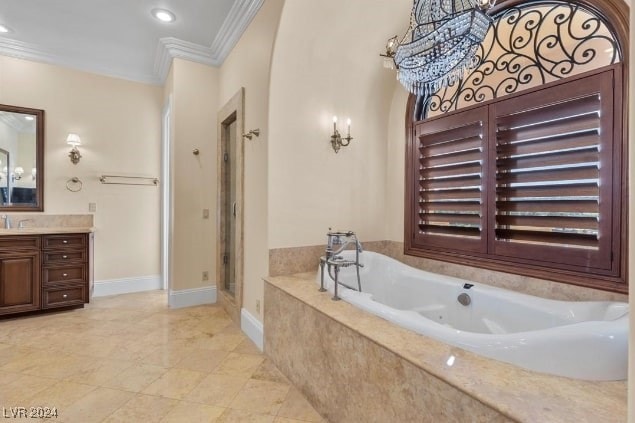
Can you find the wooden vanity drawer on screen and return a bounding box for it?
[42,285,85,308]
[43,265,87,285]
[0,236,40,250]
[43,250,86,264]
[42,234,86,250]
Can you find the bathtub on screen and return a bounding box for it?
[317,251,629,381]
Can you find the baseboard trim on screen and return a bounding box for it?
[241,308,264,351]
[169,286,217,308]
[93,275,162,297]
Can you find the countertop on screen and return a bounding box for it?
[265,273,628,423]
[0,226,94,235]
[0,214,93,236]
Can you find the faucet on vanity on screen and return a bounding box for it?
[18,219,34,229]
[0,216,34,229]
[319,229,363,301]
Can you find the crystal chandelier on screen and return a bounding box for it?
[382,0,495,96]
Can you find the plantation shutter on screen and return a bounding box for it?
[490,72,614,270]
[413,107,488,253]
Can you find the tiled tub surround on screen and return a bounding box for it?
[269,241,627,302]
[264,275,627,423]
[0,214,94,234]
[269,241,387,277]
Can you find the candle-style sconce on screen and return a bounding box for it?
[330,116,353,153]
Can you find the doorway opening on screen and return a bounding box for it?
[161,96,172,298]
[217,88,245,323]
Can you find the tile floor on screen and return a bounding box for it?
[0,291,325,423]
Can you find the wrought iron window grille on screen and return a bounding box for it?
[414,0,622,120]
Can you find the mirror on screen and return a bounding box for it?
[0,105,44,211]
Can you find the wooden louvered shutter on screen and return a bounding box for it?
[490,71,615,271]
[412,107,488,253]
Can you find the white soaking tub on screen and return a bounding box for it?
[317,251,628,381]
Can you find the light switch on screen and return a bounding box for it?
[89,203,97,212]
[203,209,210,219]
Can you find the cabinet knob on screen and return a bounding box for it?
[62,240,68,244]
[62,294,68,299]
[62,273,68,277]
[62,255,68,259]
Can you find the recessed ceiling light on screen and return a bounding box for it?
[0,24,12,33]
[152,8,176,23]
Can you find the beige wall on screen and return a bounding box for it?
[385,82,408,241]
[218,0,284,319]
[268,0,412,249]
[169,59,219,291]
[0,56,162,282]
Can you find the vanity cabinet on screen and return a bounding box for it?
[0,236,40,315]
[42,234,89,309]
[0,233,91,316]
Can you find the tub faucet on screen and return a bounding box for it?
[326,230,363,256]
[320,229,363,300]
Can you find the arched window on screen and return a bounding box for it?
[405,0,628,292]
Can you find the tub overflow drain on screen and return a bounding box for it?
[457,293,471,306]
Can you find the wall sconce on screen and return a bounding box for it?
[67,133,82,164]
[330,116,353,153]
[13,166,24,181]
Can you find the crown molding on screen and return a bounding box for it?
[0,37,162,85]
[153,39,173,83]
[0,0,263,85]
[154,37,218,82]
[0,37,58,65]
[154,0,263,83]
[209,0,264,63]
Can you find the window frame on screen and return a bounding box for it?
[404,64,627,293]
